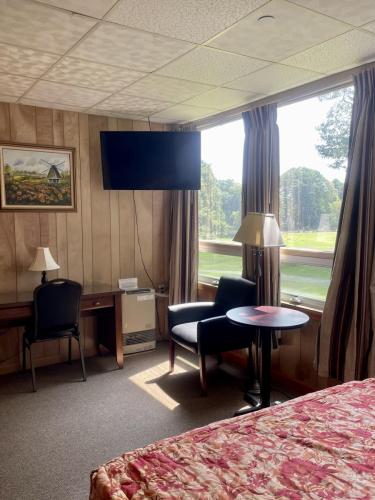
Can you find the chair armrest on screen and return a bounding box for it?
[198,315,255,355]
[168,302,216,330]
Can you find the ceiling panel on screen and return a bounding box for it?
[362,21,375,34]
[24,80,110,108]
[226,63,323,94]
[19,97,88,112]
[94,92,173,116]
[37,0,118,19]
[44,58,145,92]
[208,0,350,62]
[123,75,213,103]
[282,30,375,74]
[105,0,269,43]
[151,104,217,123]
[0,0,96,54]
[0,72,34,96]
[88,109,146,120]
[184,87,261,110]
[0,43,59,78]
[157,46,269,85]
[71,23,194,72]
[289,0,375,27]
[0,94,18,103]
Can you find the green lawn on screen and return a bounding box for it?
[282,231,336,251]
[199,231,334,301]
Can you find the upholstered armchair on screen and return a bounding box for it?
[168,276,257,394]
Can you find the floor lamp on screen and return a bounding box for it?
[233,212,285,385]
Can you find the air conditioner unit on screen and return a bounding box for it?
[121,288,156,355]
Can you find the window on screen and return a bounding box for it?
[278,86,354,308]
[199,120,244,283]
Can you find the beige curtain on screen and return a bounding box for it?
[318,68,375,381]
[242,104,280,306]
[169,190,198,304]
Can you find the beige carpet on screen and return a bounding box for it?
[0,342,289,500]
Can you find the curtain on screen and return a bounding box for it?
[318,68,375,381]
[242,104,280,306]
[169,190,198,304]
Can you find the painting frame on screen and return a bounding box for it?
[0,142,76,212]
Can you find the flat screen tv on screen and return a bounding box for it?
[100,131,201,190]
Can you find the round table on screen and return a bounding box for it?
[226,305,309,416]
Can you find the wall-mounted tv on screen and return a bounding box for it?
[100,131,201,190]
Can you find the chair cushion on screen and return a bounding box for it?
[171,321,198,352]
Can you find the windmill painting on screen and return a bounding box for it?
[0,144,75,211]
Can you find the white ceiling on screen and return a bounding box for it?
[1,0,375,124]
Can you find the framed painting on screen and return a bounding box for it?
[0,143,76,211]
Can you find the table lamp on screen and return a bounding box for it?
[233,212,284,306]
[28,247,60,284]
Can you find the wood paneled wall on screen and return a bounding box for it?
[0,103,171,374]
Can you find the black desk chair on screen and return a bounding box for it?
[168,276,257,394]
[22,279,86,392]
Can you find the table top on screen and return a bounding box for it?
[0,285,124,308]
[227,305,309,330]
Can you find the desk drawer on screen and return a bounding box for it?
[81,295,114,311]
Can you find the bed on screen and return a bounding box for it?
[90,378,375,499]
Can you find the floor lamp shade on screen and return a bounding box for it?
[233,212,285,248]
[29,247,60,283]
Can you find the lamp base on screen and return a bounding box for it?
[41,271,47,284]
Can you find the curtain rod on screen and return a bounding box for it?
[189,60,375,130]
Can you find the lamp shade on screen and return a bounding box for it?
[28,247,60,272]
[233,212,285,248]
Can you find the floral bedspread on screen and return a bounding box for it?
[90,379,375,499]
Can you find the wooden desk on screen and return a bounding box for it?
[0,286,124,370]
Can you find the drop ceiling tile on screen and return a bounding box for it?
[44,58,145,92]
[19,97,88,113]
[25,80,110,108]
[0,0,96,54]
[95,92,173,116]
[151,104,217,123]
[362,21,375,34]
[71,22,194,72]
[208,0,350,62]
[157,46,269,85]
[289,0,375,27]
[282,30,375,74]
[89,109,146,120]
[185,87,261,110]
[0,43,59,78]
[37,0,118,19]
[105,0,269,43]
[0,73,34,96]
[0,94,17,103]
[226,63,323,94]
[123,75,213,103]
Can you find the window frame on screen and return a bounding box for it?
[198,82,352,312]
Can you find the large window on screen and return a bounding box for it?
[199,120,244,282]
[278,86,353,307]
[199,85,354,309]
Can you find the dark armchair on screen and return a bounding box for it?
[168,276,256,394]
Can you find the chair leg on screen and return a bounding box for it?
[199,354,207,396]
[77,336,87,382]
[169,339,175,373]
[68,336,72,364]
[247,343,256,381]
[22,337,26,372]
[29,344,37,393]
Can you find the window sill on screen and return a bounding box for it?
[198,281,323,320]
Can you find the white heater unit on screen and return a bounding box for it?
[121,288,156,355]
